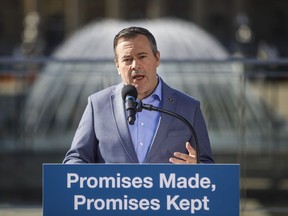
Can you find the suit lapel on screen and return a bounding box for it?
[111,84,139,163]
[145,81,176,162]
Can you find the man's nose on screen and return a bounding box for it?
[131,59,140,70]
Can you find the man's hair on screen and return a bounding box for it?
[113,26,158,60]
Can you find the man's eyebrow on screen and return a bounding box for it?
[137,52,148,55]
[121,55,131,59]
[121,52,147,58]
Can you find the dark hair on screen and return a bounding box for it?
[113,26,158,60]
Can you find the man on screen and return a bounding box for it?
[63,27,214,164]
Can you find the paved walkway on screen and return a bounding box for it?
[0,205,41,216]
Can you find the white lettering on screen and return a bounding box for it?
[74,195,86,210]
[199,177,211,189]
[67,173,154,189]
[159,173,212,189]
[160,173,176,188]
[73,195,161,211]
[67,173,79,188]
[94,199,105,210]
[167,195,210,214]
[87,177,98,188]
[167,195,180,210]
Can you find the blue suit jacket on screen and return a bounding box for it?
[63,79,214,164]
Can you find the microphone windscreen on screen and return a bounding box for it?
[121,85,138,100]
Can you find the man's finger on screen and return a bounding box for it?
[170,152,197,164]
[186,142,196,156]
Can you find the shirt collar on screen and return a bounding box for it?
[142,76,162,104]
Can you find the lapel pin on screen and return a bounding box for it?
[168,97,174,103]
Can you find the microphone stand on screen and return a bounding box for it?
[137,101,200,164]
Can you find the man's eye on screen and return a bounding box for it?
[123,58,131,62]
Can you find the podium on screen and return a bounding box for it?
[43,164,239,216]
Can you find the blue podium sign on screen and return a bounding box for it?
[43,164,239,216]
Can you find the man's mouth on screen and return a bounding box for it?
[132,74,145,80]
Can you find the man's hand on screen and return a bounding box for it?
[169,142,197,164]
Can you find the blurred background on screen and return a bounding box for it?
[0,0,288,215]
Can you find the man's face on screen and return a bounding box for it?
[115,34,160,100]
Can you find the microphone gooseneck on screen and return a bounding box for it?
[121,85,200,163]
[122,85,138,125]
[137,101,200,164]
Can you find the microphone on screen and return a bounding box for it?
[137,101,200,164]
[122,85,138,125]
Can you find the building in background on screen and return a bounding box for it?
[0,0,288,58]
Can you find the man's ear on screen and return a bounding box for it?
[115,60,120,75]
[156,51,160,67]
